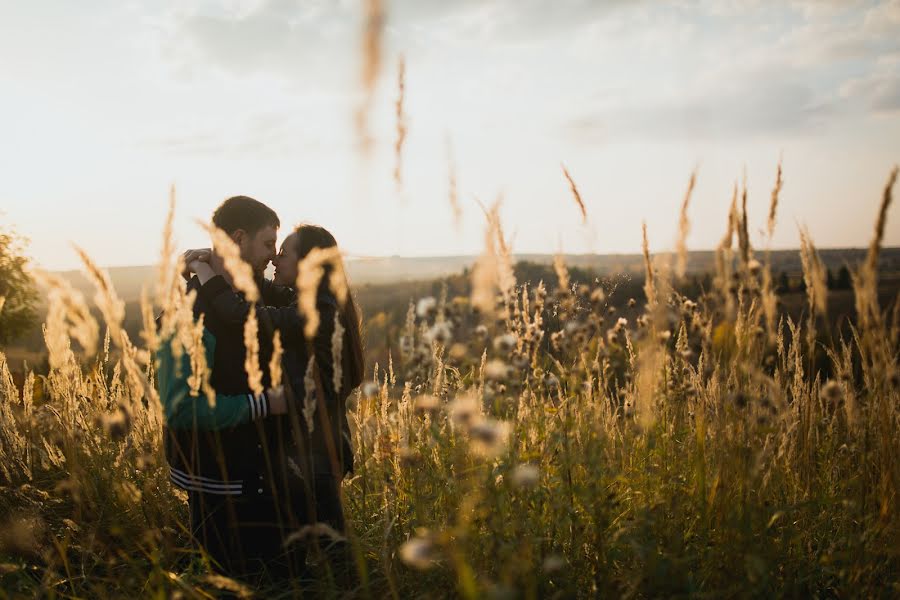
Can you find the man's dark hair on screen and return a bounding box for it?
[211,196,280,236]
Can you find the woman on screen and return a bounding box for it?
[187,223,364,579]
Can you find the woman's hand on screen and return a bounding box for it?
[189,260,217,285]
[181,248,211,280]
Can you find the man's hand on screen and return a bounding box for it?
[268,385,287,415]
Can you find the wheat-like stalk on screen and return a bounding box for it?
[243,307,264,398]
[767,159,783,241]
[394,54,407,187]
[303,355,317,433]
[642,222,656,308]
[296,246,344,339]
[355,0,384,153]
[72,245,125,350]
[471,200,501,316]
[675,169,697,279]
[33,270,99,357]
[331,311,345,397]
[157,185,177,311]
[199,221,259,303]
[269,329,283,388]
[447,137,462,227]
[799,226,827,318]
[561,163,587,224]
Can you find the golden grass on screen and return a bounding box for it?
[0,165,898,598]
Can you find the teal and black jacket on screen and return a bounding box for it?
[158,275,294,496]
[158,274,353,498]
[157,326,272,431]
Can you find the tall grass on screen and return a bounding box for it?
[1,167,898,598]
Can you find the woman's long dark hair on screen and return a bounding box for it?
[294,224,365,395]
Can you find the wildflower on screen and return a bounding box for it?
[469,418,510,457]
[399,534,438,570]
[414,394,440,414]
[427,322,452,345]
[511,353,530,369]
[100,407,131,441]
[748,259,762,275]
[511,463,540,488]
[362,380,380,398]
[416,296,437,319]
[820,380,843,405]
[493,333,518,354]
[449,343,468,360]
[485,360,512,382]
[449,394,480,426]
[542,555,566,574]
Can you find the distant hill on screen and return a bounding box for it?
[48,247,900,302]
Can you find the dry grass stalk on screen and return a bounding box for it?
[332,311,345,396]
[642,222,656,307]
[243,307,264,398]
[0,296,5,316]
[553,253,570,293]
[303,355,317,433]
[139,287,159,353]
[269,330,283,387]
[447,137,462,227]
[33,270,99,357]
[72,245,125,349]
[676,169,697,279]
[799,226,827,318]
[157,185,177,310]
[767,159,783,240]
[738,176,752,266]
[471,200,501,316]
[297,246,345,339]
[561,163,587,224]
[856,166,898,331]
[394,55,407,187]
[200,221,259,303]
[490,205,517,302]
[187,314,212,404]
[356,0,385,153]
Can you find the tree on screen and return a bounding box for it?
[836,265,852,290]
[0,225,39,345]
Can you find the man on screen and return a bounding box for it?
[157,196,306,582]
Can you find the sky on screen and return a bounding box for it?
[1,0,899,271]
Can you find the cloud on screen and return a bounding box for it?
[158,0,356,86]
[840,54,900,114]
[142,111,330,157]
[567,77,831,142]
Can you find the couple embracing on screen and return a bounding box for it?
[155,195,364,586]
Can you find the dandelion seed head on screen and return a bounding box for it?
[416,296,437,319]
[399,536,437,570]
[820,380,843,404]
[511,463,540,489]
[493,333,518,354]
[362,380,380,398]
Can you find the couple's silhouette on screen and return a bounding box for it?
[156,195,364,586]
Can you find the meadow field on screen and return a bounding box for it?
[1,167,899,599]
